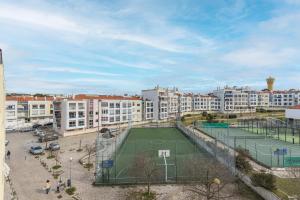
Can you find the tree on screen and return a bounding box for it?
[184,156,237,200]
[129,151,161,195]
[85,143,95,170]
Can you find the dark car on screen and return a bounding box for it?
[38,134,59,142]
[32,124,42,129]
[44,122,53,127]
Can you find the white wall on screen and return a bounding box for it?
[285,109,300,119]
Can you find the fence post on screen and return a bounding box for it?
[270,147,273,168]
[255,143,257,160]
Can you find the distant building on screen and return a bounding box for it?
[5,96,54,129]
[53,94,142,136]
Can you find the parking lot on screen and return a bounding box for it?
[4,129,128,200]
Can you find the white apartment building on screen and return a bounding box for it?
[213,87,254,113]
[53,95,142,136]
[180,94,193,113]
[5,101,17,129]
[5,96,54,129]
[142,86,181,121]
[193,94,220,112]
[271,91,296,107]
[257,92,270,108]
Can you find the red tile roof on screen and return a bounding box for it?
[6,96,55,101]
[289,105,300,109]
[73,94,141,101]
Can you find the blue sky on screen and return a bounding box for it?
[1,0,300,94]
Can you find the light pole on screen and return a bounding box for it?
[213,178,221,200]
[69,157,73,187]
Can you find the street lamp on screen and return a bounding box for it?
[68,157,73,187]
[213,178,221,200]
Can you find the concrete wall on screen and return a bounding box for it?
[285,109,300,120]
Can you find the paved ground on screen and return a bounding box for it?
[4,129,262,200]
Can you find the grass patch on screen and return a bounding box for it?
[47,155,55,159]
[276,177,300,198]
[52,165,62,170]
[84,163,93,169]
[125,189,156,200]
[65,187,76,195]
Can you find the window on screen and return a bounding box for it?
[40,110,45,115]
[6,105,15,110]
[78,120,85,126]
[32,105,38,109]
[69,103,76,110]
[109,117,114,122]
[101,117,108,122]
[69,112,76,118]
[78,103,85,110]
[109,110,114,115]
[122,103,127,108]
[109,103,114,108]
[78,111,85,118]
[116,116,120,122]
[69,120,76,127]
[115,110,120,114]
[101,102,108,107]
[32,110,38,115]
[122,116,127,121]
[102,110,108,114]
[6,111,15,117]
[39,104,45,109]
[116,103,120,108]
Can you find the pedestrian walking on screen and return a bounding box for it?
[6,150,11,160]
[45,180,51,194]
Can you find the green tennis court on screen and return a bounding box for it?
[198,123,300,168]
[96,127,212,184]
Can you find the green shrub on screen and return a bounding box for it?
[236,154,252,174]
[251,172,276,190]
[228,114,237,119]
[65,187,76,195]
[236,147,251,158]
[52,165,61,170]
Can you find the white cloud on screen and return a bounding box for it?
[38,67,120,76]
[222,47,298,67]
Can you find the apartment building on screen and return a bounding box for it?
[180,94,193,113]
[5,96,54,129]
[142,86,181,121]
[257,91,270,108]
[270,91,296,107]
[193,94,220,112]
[213,87,254,113]
[53,95,142,136]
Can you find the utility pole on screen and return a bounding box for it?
[0,48,5,199]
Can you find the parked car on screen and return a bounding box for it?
[44,122,53,127]
[30,146,44,155]
[34,129,45,137]
[5,128,15,133]
[39,134,59,143]
[5,140,9,146]
[48,142,60,151]
[20,127,34,132]
[32,124,42,129]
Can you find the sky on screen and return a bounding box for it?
[1,0,300,95]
